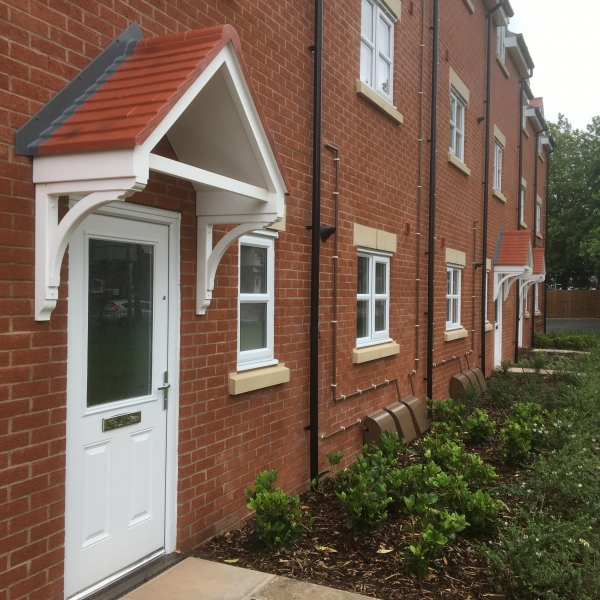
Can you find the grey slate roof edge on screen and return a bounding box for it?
[15,22,144,156]
[493,229,503,267]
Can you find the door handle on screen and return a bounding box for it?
[159,371,169,410]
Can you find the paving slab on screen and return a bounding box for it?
[121,557,376,600]
[121,558,274,600]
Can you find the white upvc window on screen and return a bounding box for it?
[238,233,276,370]
[485,270,489,322]
[361,0,395,102]
[446,265,462,330]
[450,87,466,162]
[497,25,506,61]
[494,140,503,192]
[520,186,525,224]
[522,103,528,129]
[534,283,540,312]
[536,201,542,232]
[357,250,391,346]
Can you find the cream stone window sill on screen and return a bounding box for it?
[228,363,290,395]
[444,327,468,342]
[353,341,399,364]
[493,189,507,203]
[535,310,542,317]
[356,80,404,125]
[520,221,527,229]
[462,0,475,14]
[538,153,545,163]
[496,55,510,78]
[447,152,471,176]
[536,232,543,239]
[525,312,530,319]
[523,126,530,139]
[485,321,493,332]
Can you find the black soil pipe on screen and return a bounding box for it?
[309,0,323,481]
[426,0,440,401]
[514,76,525,363]
[481,2,503,376]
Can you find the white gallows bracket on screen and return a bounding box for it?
[35,181,145,320]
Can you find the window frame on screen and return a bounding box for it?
[237,232,277,371]
[446,264,462,331]
[520,186,525,224]
[449,87,466,162]
[494,140,503,192]
[536,201,542,232]
[496,25,506,62]
[356,249,391,348]
[360,0,396,103]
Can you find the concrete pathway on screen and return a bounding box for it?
[122,557,376,600]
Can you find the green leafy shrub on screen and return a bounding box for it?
[529,351,551,371]
[245,471,311,551]
[499,421,532,465]
[429,420,462,442]
[489,375,517,404]
[430,397,466,427]
[464,408,495,443]
[311,450,344,491]
[378,430,407,462]
[463,383,482,408]
[535,330,598,351]
[464,489,507,533]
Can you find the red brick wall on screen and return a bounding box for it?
[0,1,551,598]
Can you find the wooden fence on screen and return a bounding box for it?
[546,290,600,319]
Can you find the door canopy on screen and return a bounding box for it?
[519,247,546,297]
[492,230,534,301]
[16,23,290,320]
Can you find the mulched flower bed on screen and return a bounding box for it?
[193,395,522,599]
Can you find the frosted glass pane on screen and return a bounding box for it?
[362,0,374,42]
[87,240,153,406]
[361,42,373,84]
[378,15,391,57]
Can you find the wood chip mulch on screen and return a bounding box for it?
[193,396,521,599]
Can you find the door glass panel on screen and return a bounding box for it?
[87,239,154,407]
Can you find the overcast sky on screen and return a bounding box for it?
[509,0,600,131]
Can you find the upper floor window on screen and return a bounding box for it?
[357,250,391,346]
[238,233,276,370]
[496,26,506,62]
[450,87,466,162]
[361,0,395,102]
[536,201,542,232]
[520,186,525,224]
[446,265,462,330]
[494,140,503,192]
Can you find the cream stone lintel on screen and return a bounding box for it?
[485,321,493,332]
[228,363,290,395]
[448,152,471,176]
[356,80,404,125]
[493,124,506,148]
[444,327,468,342]
[462,0,475,14]
[496,55,510,78]
[493,189,507,203]
[538,152,545,163]
[353,341,399,364]
[354,223,397,253]
[523,126,530,139]
[520,221,527,229]
[445,248,466,267]
[536,232,543,240]
[535,310,542,316]
[486,258,492,271]
[521,177,527,189]
[267,205,286,232]
[449,68,470,105]
[382,0,401,19]
[536,194,543,205]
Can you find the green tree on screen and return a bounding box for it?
[547,115,600,289]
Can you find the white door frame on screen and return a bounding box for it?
[65,201,180,594]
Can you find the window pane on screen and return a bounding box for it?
[361,0,374,42]
[377,15,391,57]
[240,303,267,351]
[87,240,154,407]
[357,300,369,338]
[357,256,369,294]
[447,297,452,323]
[453,269,459,293]
[375,262,386,294]
[452,299,459,323]
[360,42,373,84]
[450,95,456,122]
[240,245,267,294]
[447,270,452,295]
[377,57,390,96]
[375,299,386,332]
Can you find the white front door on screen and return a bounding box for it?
[65,212,171,598]
[494,297,502,367]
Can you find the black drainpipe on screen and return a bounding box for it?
[426,0,440,401]
[481,1,503,376]
[514,75,525,363]
[543,143,554,334]
[309,0,323,481]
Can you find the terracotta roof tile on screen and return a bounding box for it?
[495,230,532,267]
[533,247,545,275]
[529,97,543,109]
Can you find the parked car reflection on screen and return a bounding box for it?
[99,299,152,324]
